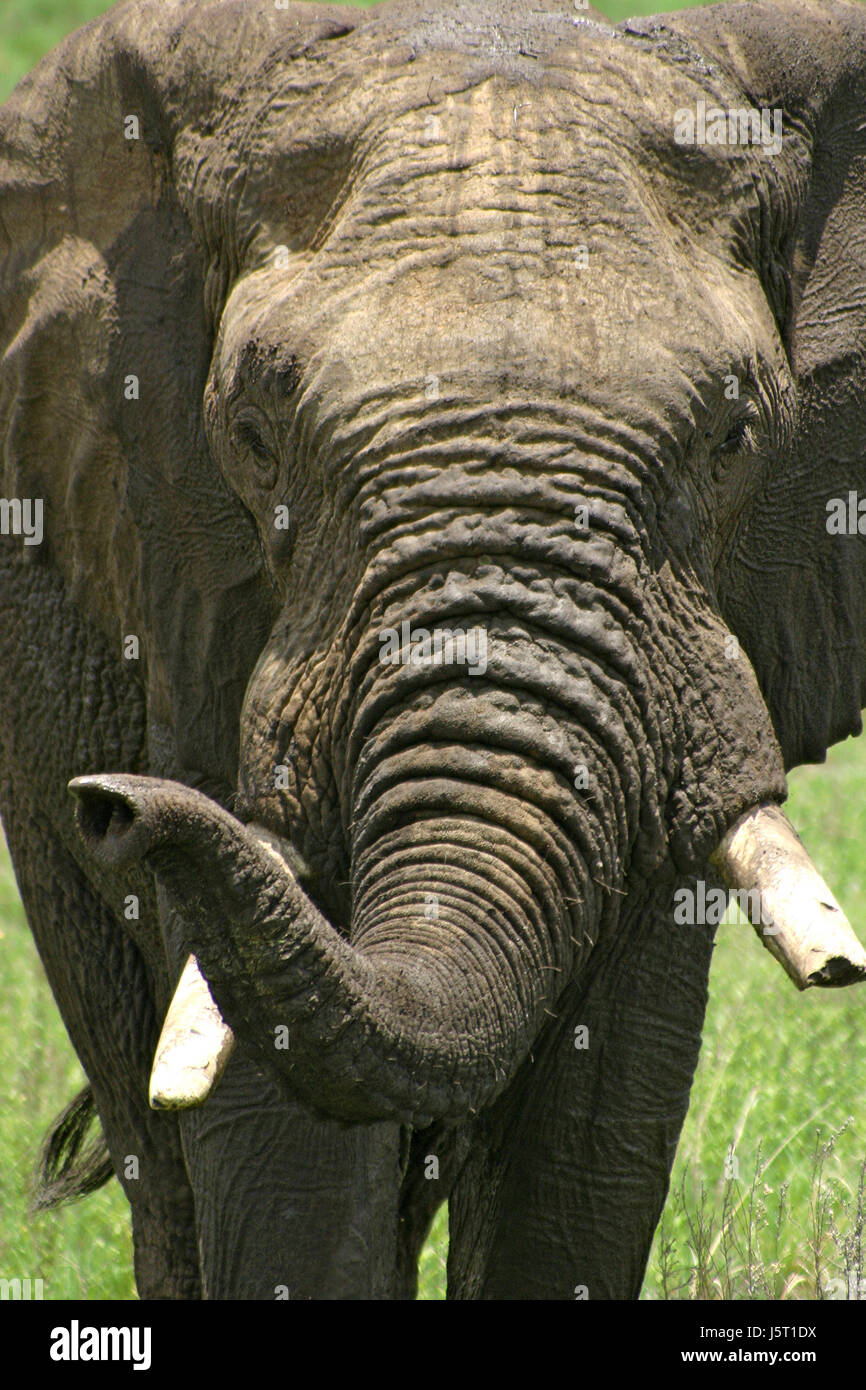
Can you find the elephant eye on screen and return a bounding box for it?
[718,404,759,456]
[233,417,270,462]
[719,419,749,453]
[230,411,279,488]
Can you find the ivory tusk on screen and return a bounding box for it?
[710,804,866,991]
[149,954,235,1109]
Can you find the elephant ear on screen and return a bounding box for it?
[628,0,866,769]
[0,0,356,798]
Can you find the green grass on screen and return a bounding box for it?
[642,739,866,1300]
[2,0,865,1304]
[0,836,135,1299]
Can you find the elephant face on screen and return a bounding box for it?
[192,0,860,929]
[2,0,865,1299]
[201,39,790,885]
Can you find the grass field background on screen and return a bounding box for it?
[2,0,865,1303]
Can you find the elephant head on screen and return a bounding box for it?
[1,0,865,1299]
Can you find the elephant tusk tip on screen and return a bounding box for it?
[805,953,866,991]
[149,1063,225,1111]
[149,955,236,1111]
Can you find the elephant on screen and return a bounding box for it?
[1,0,865,1301]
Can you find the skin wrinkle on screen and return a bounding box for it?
[332,405,665,512]
[345,601,651,739]
[351,784,595,930]
[348,674,640,820]
[346,724,633,884]
[349,606,658,761]
[353,748,630,873]
[351,686,640,799]
[353,826,561,947]
[343,537,651,657]
[361,888,536,982]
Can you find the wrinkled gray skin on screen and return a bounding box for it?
[1,0,865,1299]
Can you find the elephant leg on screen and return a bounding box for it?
[151,889,406,1300]
[396,1122,471,1299]
[0,793,201,1298]
[447,878,715,1299]
[178,1054,404,1299]
[0,556,200,1297]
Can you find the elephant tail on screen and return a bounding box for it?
[32,1087,114,1210]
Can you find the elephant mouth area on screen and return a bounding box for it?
[242,817,313,884]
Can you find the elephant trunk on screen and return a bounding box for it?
[69,769,599,1126]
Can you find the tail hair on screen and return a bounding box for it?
[32,1086,114,1211]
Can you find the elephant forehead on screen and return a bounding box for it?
[232,56,752,328]
[213,21,782,426]
[221,229,749,433]
[233,16,717,262]
[350,84,651,245]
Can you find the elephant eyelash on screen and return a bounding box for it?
[718,418,755,454]
[717,401,761,457]
[230,411,280,487]
[702,406,762,486]
[233,417,272,463]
